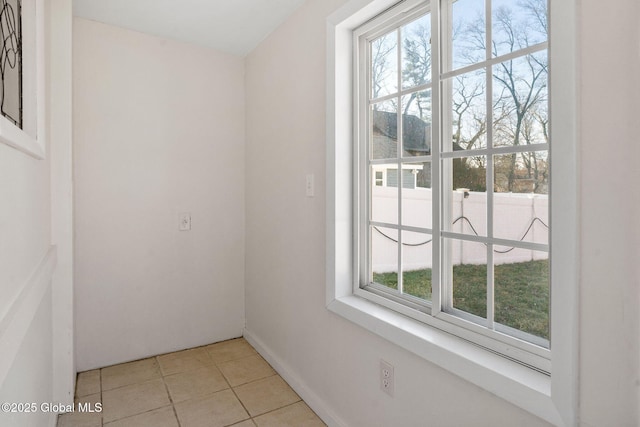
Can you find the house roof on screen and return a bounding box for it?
[372,110,431,157]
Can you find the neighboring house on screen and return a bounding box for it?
[372,163,423,189]
[372,110,431,189]
[372,109,431,157]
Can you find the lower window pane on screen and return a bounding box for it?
[371,226,398,291]
[402,230,432,301]
[495,251,549,341]
[447,238,487,319]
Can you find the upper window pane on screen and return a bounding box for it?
[444,156,487,237]
[450,0,485,70]
[493,151,549,244]
[492,0,548,58]
[402,90,432,156]
[492,52,548,148]
[401,13,432,89]
[371,99,398,160]
[444,69,487,152]
[371,32,398,99]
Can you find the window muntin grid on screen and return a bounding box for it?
[357,0,550,369]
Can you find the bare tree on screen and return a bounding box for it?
[521,0,548,36]
[452,74,486,151]
[520,103,549,192]
[371,34,397,100]
[462,0,548,192]
[402,22,431,117]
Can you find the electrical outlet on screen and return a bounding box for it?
[380,359,394,396]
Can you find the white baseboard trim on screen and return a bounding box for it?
[243,329,348,427]
[0,246,57,386]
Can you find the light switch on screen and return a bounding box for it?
[179,213,191,231]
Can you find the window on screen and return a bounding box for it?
[0,0,23,129]
[327,0,577,423]
[356,0,550,370]
[0,0,46,159]
[374,170,384,186]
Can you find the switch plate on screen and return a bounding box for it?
[179,213,191,231]
[306,174,314,197]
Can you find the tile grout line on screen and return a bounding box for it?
[227,381,253,424]
[208,347,253,425]
[252,400,323,425]
[157,355,183,427]
[101,376,165,393]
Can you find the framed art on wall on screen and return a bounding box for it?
[0,0,45,159]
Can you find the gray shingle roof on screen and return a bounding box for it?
[372,110,431,157]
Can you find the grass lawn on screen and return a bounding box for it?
[373,259,549,340]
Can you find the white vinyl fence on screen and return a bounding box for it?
[372,187,549,273]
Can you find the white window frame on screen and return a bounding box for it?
[326,0,578,425]
[357,0,551,370]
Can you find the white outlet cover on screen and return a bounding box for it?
[380,359,394,397]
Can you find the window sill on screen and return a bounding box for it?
[327,294,563,426]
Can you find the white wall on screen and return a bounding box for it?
[245,1,639,427]
[0,141,55,427]
[73,19,246,370]
[578,0,640,425]
[0,290,54,427]
[0,1,74,425]
[0,124,51,327]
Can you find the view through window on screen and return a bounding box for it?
[359,0,550,363]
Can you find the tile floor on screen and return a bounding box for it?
[57,338,326,427]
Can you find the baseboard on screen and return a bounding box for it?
[243,329,348,427]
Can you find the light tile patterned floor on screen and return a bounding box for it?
[57,338,326,427]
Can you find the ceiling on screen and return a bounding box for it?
[73,0,308,56]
